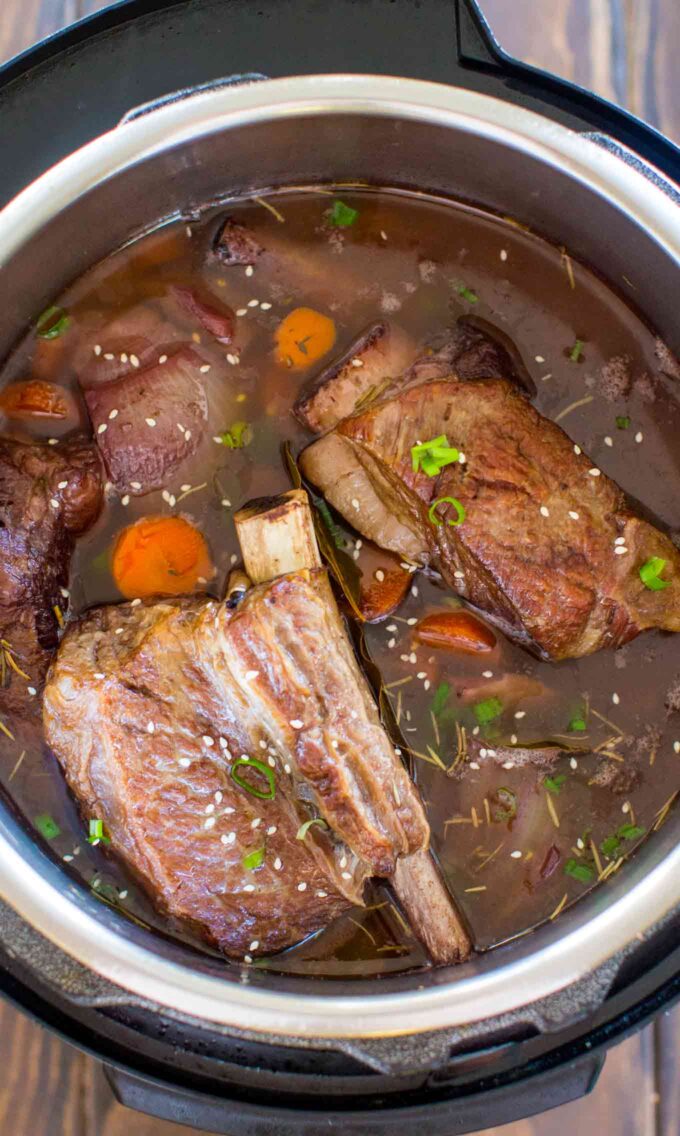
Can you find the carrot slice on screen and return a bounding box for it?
[415,610,497,654]
[274,307,336,370]
[0,379,68,419]
[112,516,213,599]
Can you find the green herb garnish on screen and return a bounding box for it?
[313,496,344,549]
[35,814,61,840]
[492,786,517,822]
[231,757,276,800]
[615,415,631,430]
[456,284,479,304]
[568,716,587,732]
[600,835,621,858]
[617,823,645,841]
[219,421,252,449]
[473,697,504,726]
[569,338,584,362]
[600,822,646,860]
[36,305,71,340]
[428,496,466,527]
[411,434,460,477]
[242,846,265,870]
[87,818,110,844]
[431,682,451,717]
[564,858,594,883]
[296,817,328,841]
[639,556,670,591]
[544,773,567,795]
[329,200,358,228]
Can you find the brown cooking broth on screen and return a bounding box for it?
[1,188,679,975]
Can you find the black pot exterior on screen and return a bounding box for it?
[0,2,679,1133]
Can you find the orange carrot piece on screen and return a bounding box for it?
[274,307,336,370]
[112,516,213,599]
[415,611,497,654]
[0,379,69,419]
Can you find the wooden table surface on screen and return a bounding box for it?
[0,2,678,1134]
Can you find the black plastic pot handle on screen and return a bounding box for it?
[105,1053,604,1136]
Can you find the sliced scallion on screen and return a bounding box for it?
[473,696,503,726]
[329,200,358,228]
[296,817,328,841]
[231,757,276,800]
[36,305,71,340]
[564,858,593,883]
[639,556,670,591]
[428,496,466,527]
[242,846,265,870]
[411,435,460,477]
[35,814,61,840]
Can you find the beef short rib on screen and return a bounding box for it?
[300,377,680,660]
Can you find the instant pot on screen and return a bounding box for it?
[1,1,679,1132]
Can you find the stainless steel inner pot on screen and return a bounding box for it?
[0,74,679,1042]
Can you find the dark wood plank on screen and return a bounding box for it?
[0,999,85,1136]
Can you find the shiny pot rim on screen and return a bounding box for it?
[1,74,679,1040]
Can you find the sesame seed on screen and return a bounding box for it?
[458,452,466,464]
[424,680,431,691]
[614,536,626,544]
[147,722,155,734]
[204,817,216,829]
[469,761,480,770]
[588,467,601,477]
[351,357,364,368]
[569,510,579,520]
[221,832,236,845]
[454,570,465,580]
[267,825,277,835]
[635,431,643,443]
[340,855,348,868]
[570,757,578,769]
[317,890,328,898]
[604,436,613,447]
[202,736,214,746]
[236,308,248,317]
[221,498,232,508]
[185,431,191,441]
[341,871,352,880]
[406,617,417,626]
[227,353,238,365]
[380,230,388,241]
[94,672,105,680]
[50,498,59,509]
[290,719,304,729]
[57,480,68,489]
[674,741,680,754]
[482,670,494,679]
[284,763,292,774]
[622,801,631,814]
[540,505,550,517]
[97,423,107,435]
[104,352,115,361]
[162,490,171,504]
[130,354,140,368]
[274,857,283,870]
[27,686,37,697]
[158,354,168,364]
[260,302,272,311]
[500,249,508,261]
[219,737,229,749]
[48,438,58,445]
[297,882,307,892]
[251,818,261,829]
[215,791,223,803]
[577,838,585,850]
[63,854,73,862]
[514,710,526,719]
[60,587,70,598]
[200,364,211,374]
[121,495,130,506]
[612,692,620,705]
[574,444,582,455]
[535,355,545,363]
[375,569,385,582]
[243,884,255,892]
[510,734,518,745]
[205,803,215,815]
[247,299,259,308]
[146,417,156,428]
[351,498,360,510]
[249,939,259,950]
[192,332,201,343]
[245,670,259,681]
[614,547,628,555]
[388,638,397,649]
[94,344,102,356]
[502,761,515,770]
[179,757,191,768]
[511,850,522,859]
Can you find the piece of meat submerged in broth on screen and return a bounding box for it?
[0,437,103,731]
[1,187,679,973]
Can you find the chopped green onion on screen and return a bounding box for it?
[615,415,631,430]
[544,774,567,795]
[428,496,466,527]
[473,696,503,726]
[569,338,584,362]
[617,823,645,841]
[296,817,328,841]
[639,556,670,591]
[564,858,593,883]
[242,846,265,870]
[36,305,71,340]
[87,818,110,844]
[35,814,61,840]
[431,681,451,717]
[219,420,252,449]
[492,786,517,822]
[568,716,587,732]
[600,834,620,858]
[411,435,460,477]
[456,284,479,304]
[231,757,276,800]
[329,200,358,228]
